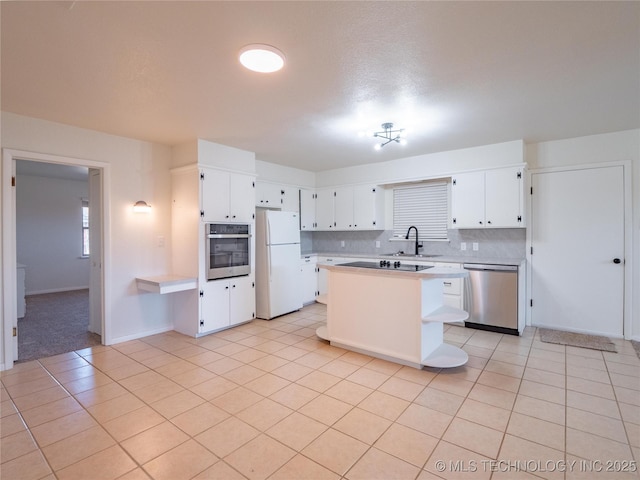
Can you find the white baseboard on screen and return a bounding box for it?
[108,326,174,346]
[26,286,90,296]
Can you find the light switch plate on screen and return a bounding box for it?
[460,242,466,251]
[472,242,479,251]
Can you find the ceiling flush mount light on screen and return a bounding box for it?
[239,44,285,73]
[133,200,151,213]
[373,123,407,150]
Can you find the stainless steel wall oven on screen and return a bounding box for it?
[205,223,251,280]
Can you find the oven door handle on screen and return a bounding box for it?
[207,233,251,239]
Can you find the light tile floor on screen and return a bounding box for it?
[1,303,639,480]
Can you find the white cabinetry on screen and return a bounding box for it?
[435,263,464,310]
[200,277,255,333]
[312,184,385,231]
[300,255,318,304]
[201,168,255,222]
[315,188,335,230]
[451,166,524,229]
[300,189,316,230]
[256,182,300,212]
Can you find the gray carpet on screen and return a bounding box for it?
[17,289,101,363]
[539,327,617,353]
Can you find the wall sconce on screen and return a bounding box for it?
[133,200,151,213]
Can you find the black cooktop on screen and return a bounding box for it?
[339,261,433,272]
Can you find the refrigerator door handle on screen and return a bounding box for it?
[267,246,272,279]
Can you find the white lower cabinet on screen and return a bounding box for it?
[300,256,318,305]
[200,276,255,334]
[435,263,464,309]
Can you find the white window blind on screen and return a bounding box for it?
[393,181,449,240]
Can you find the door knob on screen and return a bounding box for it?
[613,258,622,264]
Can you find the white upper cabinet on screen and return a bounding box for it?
[313,184,385,231]
[255,181,300,212]
[315,188,336,230]
[352,184,385,230]
[255,182,282,208]
[201,167,255,222]
[299,189,316,230]
[333,186,354,229]
[451,166,524,228]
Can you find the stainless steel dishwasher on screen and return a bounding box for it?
[463,263,519,335]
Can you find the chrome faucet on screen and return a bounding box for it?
[405,226,421,255]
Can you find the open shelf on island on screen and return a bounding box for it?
[422,343,469,368]
[422,304,469,323]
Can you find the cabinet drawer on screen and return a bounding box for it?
[442,277,461,295]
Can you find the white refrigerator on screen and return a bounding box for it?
[255,210,303,319]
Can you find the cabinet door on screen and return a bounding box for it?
[485,167,523,227]
[256,182,281,207]
[333,186,354,229]
[201,169,230,221]
[301,260,318,304]
[229,276,255,326]
[451,171,485,228]
[281,186,300,213]
[200,280,230,333]
[299,189,316,230]
[229,173,256,222]
[353,184,384,230]
[315,188,335,230]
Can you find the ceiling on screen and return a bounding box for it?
[2,1,639,172]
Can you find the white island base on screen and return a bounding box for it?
[319,265,469,369]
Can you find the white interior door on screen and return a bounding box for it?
[530,165,625,336]
[88,168,103,337]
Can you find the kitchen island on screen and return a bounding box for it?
[319,262,469,369]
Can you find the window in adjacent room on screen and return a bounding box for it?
[82,198,90,257]
[392,180,449,241]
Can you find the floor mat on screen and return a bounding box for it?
[538,327,617,353]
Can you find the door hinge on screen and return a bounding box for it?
[199,290,204,297]
[200,172,205,180]
[452,178,457,186]
[11,176,16,187]
[530,299,533,307]
[13,327,17,337]
[517,171,522,179]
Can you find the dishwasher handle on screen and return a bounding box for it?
[463,263,518,272]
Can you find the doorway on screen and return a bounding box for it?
[529,164,627,337]
[2,149,109,370]
[15,161,101,362]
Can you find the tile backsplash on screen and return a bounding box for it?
[302,228,525,259]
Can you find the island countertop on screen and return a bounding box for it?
[320,262,469,280]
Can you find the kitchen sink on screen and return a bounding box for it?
[382,253,442,258]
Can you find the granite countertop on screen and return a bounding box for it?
[302,252,525,267]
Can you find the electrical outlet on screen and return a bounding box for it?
[472,242,479,251]
[375,241,381,248]
[460,242,466,251]
[341,241,345,248]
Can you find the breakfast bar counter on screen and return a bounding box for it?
[319,262,469,369]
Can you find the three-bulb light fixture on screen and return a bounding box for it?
[370,123,407,150]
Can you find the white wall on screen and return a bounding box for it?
[526,129,640,340]
[255,159,315,188]
[315,140,525,187]
[1,112,175,353]
[16,173,90,294]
